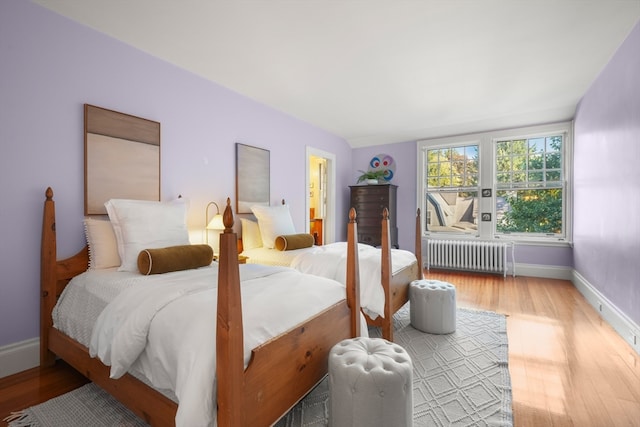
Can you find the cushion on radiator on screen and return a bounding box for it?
[274,233,315,251]
[137,244,213,275]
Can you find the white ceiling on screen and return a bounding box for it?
[33,1,640,147]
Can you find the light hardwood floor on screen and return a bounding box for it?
[1,272,639,426]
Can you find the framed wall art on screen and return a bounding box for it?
[84,104,161,215]
[236,143,270,214]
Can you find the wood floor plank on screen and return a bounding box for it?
[425,270,640,427]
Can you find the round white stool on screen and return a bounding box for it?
[328,337,413,427]
[409,279,456,334]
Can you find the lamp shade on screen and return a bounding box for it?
[205,201,225,246]
[206,214,225,230]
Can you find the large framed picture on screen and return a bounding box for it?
[84,104,161,215]
[236,143,270,214]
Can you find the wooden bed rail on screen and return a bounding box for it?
[346,208,362,336]
[375,207,423,341]
[381,208,393,339]
[416,208,423,275]
[41,187,89,366]
[216,198,244,425]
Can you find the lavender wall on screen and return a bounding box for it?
[573,22,640,326]
[351,142,418,251]
[0,0,352,347]
[353,143,574,267]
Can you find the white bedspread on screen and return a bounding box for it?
[81,263,347,427]
[290,242,417,320]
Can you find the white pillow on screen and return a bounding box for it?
[105,198,190,272]
[83,217,120,270]
[240,218,263,250]
[251,204,296,249]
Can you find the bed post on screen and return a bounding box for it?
[346,208,361,337]
[41,187,57,367]
[380,208,393,341]
[216,198,244,427]
[415,208,423,279]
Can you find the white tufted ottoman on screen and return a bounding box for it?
[409,279,457,334]
[328,337,413,427]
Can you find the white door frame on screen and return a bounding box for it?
[305,146,336,244]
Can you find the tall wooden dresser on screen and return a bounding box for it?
[349,184,398,248]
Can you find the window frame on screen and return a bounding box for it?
[417,122,573,246]
[423,141,481,237]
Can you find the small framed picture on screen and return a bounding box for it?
[482,188,492,197]
[481,213,492,222]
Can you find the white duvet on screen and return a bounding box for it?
[290,242,417,320]
[85,263,347,427]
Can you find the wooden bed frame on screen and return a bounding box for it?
[40,187,361,427]
[364,207,423,342]
[240,205,423,342]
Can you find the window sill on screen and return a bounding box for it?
[495,235,572,247]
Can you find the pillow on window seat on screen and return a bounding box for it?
[274,233,315,251]
[137,244,213,275]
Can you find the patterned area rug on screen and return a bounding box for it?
[7,305,512,427]
[278,305,513,426]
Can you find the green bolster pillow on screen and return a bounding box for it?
[138,244,213,275]
[274,233,315,251]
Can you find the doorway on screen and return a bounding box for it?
[306,147,336,245]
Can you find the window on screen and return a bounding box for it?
[495,135,564,236]
[418,123,571,244]
[424,145,479,234]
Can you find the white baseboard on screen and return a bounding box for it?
[423,261,572,280]
[514,263,573,280]
[572,271,640,356]
[0,338,39,378]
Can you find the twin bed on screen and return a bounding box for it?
[241,206,423,341]
[40,187,422,426]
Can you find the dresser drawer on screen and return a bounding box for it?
[350,186,390,197]
[351,193,390,204]
[351,203,389,218]
[354,217,380,228]
[357,227,381,247]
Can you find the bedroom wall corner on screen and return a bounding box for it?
[572,271,640,356]
[0,338,39,379]
[572,20,640,328]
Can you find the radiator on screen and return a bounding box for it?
[426,239,515,277]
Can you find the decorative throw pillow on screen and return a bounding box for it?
[240,218,263,250]
[274,233,315,251]
[105,198,190,272]
[83,217,120,269]
[251,204,296,249]
[137,244,213,275]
